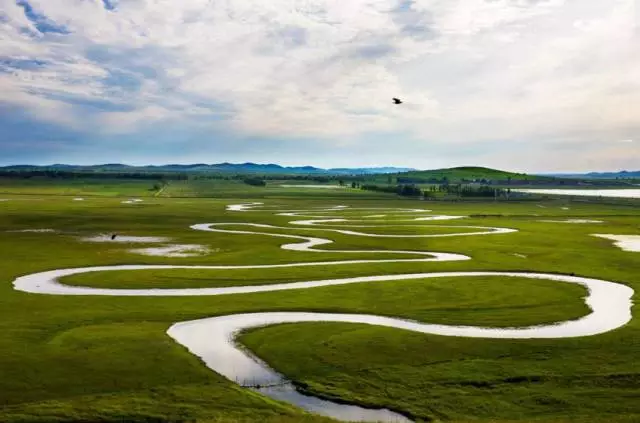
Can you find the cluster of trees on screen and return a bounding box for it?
[242,177,267,187]
[360,183,514,199]
[150,181,167,191]
[397,176,445,184]
[428,184,509,198]
[360,184,423,197]
[398,176,503,185]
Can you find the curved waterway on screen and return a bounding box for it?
[12,203,635,422]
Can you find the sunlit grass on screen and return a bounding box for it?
[0,192,638,422]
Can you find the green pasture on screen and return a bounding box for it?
[0,178,157,197]
[0,191,638,423]
[160,179,389,198]
[0,177,382,199]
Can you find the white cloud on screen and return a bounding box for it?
[98,105,171,133]
[0,0,638,169]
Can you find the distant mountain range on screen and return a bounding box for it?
[0,163,415,175]
[544,171,640,179]
[3,163,637,180]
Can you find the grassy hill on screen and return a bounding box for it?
[387,167,551,183]
[398,166,554,182]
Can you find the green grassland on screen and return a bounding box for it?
[0,177,383,199]
[372,166,551,184]
[0,188,639,423]
[0,177,158,197]
[160,179,390,198]
[1,171,633,201]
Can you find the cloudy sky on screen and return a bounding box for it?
[1,0,638,171]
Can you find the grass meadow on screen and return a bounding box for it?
[0,182,638,422]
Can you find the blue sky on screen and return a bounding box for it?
[0,0,637,171]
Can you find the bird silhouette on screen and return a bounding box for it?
[392,98,402,104]
[111,233,117,240]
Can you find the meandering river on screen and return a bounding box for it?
[11,203,635,422]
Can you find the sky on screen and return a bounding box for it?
[0,0,638,172]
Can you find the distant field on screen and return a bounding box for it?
[159,179,390,198]
[0,177,156,197]
[0,177,388,199]
[1,173,633,201]
[0,187,639,423]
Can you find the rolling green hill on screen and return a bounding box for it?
[391,166,551,183]
[380,167,632,187]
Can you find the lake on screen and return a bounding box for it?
[515,189,640,199]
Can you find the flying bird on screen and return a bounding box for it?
[392,98,402,104]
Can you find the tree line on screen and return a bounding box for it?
[0,170,189,180]
[429,184,509,198]
[0,169,370,183]
[243,177,267,187]
[360,184,423,197]
[361,183,511,198]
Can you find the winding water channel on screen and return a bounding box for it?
[12,203,635,422]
